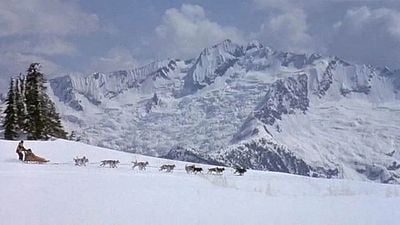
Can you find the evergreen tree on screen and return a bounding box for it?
[3,63,67,140]
[3,78,18,139]
[25,63,46,139]
[25,63,67,139]
[43,97,67,139]
[15,75,28,134]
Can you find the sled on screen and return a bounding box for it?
[24,150,49,163]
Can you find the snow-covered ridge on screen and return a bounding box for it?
[50,59,188,110]
[45,39,400,184]
[182,39,244,94]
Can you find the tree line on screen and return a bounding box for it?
[3,63,67,140]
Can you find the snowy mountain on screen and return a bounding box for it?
[32,40,400,183]
[1,139,399,225]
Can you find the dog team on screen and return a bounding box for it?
[73,156,247,175]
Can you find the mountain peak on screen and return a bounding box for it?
[199,39,243,58]
[245,40,264,52]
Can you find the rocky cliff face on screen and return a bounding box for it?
[254,74,309,126]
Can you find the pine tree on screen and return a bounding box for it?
[25,63,45,139]
[15,75,28,134]
[3,78,18,139]
[43,97,67,139]
[3,63,67,140]
[25,63,67,139]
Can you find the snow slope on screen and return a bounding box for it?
[1,140,400,225]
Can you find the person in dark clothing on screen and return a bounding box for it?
[16,140,26,161]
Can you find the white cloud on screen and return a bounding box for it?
[331,6,400,67]
[0,0,99,37]
[1,38,77,56]
[251,0,320,53]
[256,9,318,53]
[0,0,100,87]
[335,6,400,39]
[89,47,139,73]
[253,1,400,68]
[155,4,245,58]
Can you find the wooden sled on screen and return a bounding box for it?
[24,150,49,163]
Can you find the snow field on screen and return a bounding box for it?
[1,140,400,225]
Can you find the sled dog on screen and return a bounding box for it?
[160,164,175,172]
[234,167,247,176]
[73,156,88,166]
[192,167,203,174]
[132,160,149,170]
[208,167,225,175]
[185,165,203,174]
[185,165,195,174]
[100,160,120,168]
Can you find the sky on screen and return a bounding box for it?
[1,0,400,91]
